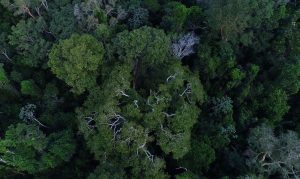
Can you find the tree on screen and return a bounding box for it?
[73,0,127,29]
[112,26,171,89]
[180,137,216,174]
[20,80,41,97]
[274,61,300,95]
[205,0,286,42]
[1,0,50,17]
[49,4,76,39]
[9,18,50,67]
[0,63,18,97]
[161,2,190,32]
[0,123,75,174]
[0,33,13,63]
[19,104,47,127]
[48,34,105,94]
[171,32,200,59]
[88,164,125,179]
[247,125,300,178]
[185,6,204,30]
[0,63,10,91]
[205,0,251,41]
[143,0,160,13]
[128,7,149,29]
[262,89,290,125]
[113,26,170,64]
[77,52,205,177]
[209,96,233,117]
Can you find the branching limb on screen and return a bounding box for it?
[137,134,154,162]
[32,117,49,128]
[1,49,12,62]
[0,158,7,164]
[180,83,192,97]
[41,0,49,10]
[166,73,177,83]
[176,167,188,171]
[153,92,164,104]
[108,113,126,140]
[117,90,130,97]
[133,100,139,108]
[162,112,176,118]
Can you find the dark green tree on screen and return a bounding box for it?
[9,18,50,67]
[0,123,75,174]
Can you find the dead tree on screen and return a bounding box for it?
[19,104,48,128]
[171,32,200,59]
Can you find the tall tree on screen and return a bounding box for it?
[48,34,105,94]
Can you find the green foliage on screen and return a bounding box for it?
[113,26,170,64]
[262,89,290,125]
[186,6,204,30]
[205,0,286,43]
[274,61,300,95]
[180,137,216,173]
[161,2,190,32]
[0,123,75,174]
[20,80,41,97]
[143,0,160,12]
[49,4,76,39]
[48,34,104,94]
[0,0,299,178]
[94,24,111,40]
[0,63,10,90]
[0,63,18,98]
[88,164,125,179]
[1,0,42,17]
[205,0,251,41]
[9,18,50,67]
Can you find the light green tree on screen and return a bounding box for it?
[48,34,105,94]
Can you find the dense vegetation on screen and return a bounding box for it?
[0,0,299,178]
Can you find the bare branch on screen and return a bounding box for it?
[133,100,139,108]
[108,113,126,140]
[137,133,154,162]
[0,158,7,164]
[176,167,188,171]
[117,90,130,97]
[41,0,49,10]
[1,49,12,62]
[180,83,192,97]
[162,112,176,118]
[166,73,177,83]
